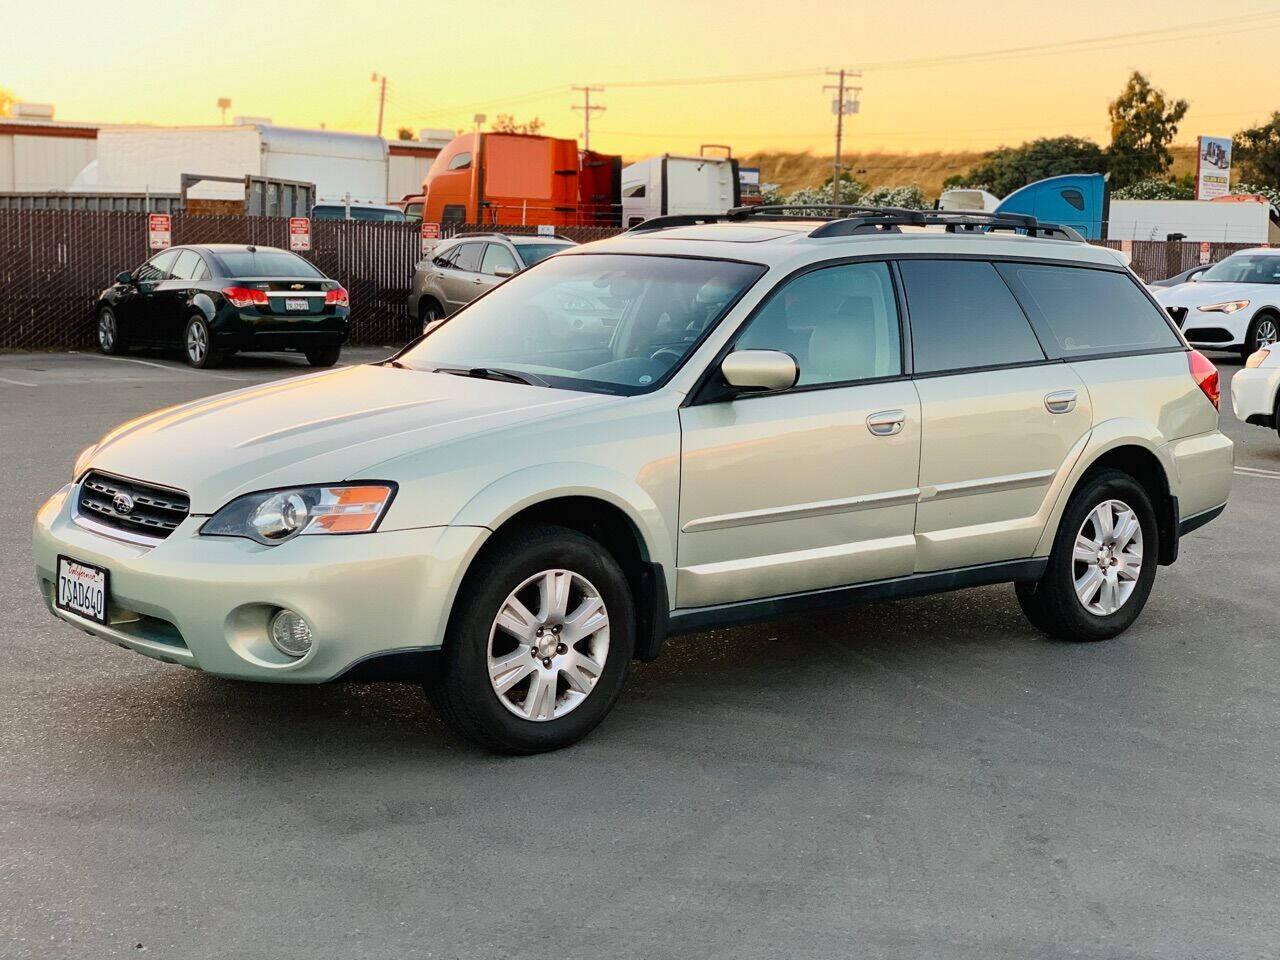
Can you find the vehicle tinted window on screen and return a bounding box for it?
[999,263,1181,357]
[515,242,573,267]
[442,204,467,223]
[452,243,483,272]
[169,250,201,281]
[736,261,902,385]
[480,243,519,276]
[135,249,179,283]
[898,260,1045,373]
[216,250,322,278]
[623,183,646,198]
[447,152,472,171]
[1200,254,1280,284]
[1061,189,1085,211]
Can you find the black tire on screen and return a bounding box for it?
[97,307,126,355]
[425,522,636,754]
[1243,312,1280,360]
[1015,469,1159,642]
[420,298,443,336]
[183,316,224,368]
[305,346,341,367]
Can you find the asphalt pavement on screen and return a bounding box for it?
[2,346,1278,960]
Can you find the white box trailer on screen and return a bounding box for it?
[1107,199,1280,244]
[79,123,390,204]
[621,154,740,227]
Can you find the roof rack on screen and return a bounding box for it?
[626,204,1083,242]
[446,230,576,242]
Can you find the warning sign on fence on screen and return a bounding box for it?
[147,214,171,250]
[1199,241,1212,265]
[289,217,311,252]
[420,221,440,256]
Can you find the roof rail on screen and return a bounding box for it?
[625,204,1082,241]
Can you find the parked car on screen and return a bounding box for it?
[95,244,349,369]
[1152,248,1280,357]
[1231,343,1280,440]
[391,194,425,222]
[38,208,1232,753]
[1148,264,1209,288]
[311,201,406,222]
[407,232,576,333]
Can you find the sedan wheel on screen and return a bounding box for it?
[1254,316,1279,352]
[1072,499,1143,616]
[97,309,122,355]
[183,317,221,368]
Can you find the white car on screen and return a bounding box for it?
[1153,248,1280,358]
[1231,344,1280,439]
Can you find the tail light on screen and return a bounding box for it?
[325,286,349,307]
[223,286,268,308]
[1188,350,1220,410]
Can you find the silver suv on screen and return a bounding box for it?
[407,232,576,332]
[35,207,1233,754]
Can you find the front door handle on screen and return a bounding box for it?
[867,409,906,436]
[1044,389,1078,414]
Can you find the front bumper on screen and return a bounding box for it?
[33,485,487,682]
[1231,365,1280,426]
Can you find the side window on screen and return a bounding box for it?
[452,243,483,273]
[192,256,210,281]
[735,261,902,386]
[479,243,519,276]
[898,260,1045,374]
[441,204,467,223]
[622,183,646,198]
[447,152,472,171]
[135,249,178,283]
[1061,189,1086,212]
[997,263,1181,358]
[169,250,200,281]
[432,247,458,268]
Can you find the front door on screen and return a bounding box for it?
[125,248,178,343]
[897,258,1093,572]
[153,249,203,345]
[677,261,921,608]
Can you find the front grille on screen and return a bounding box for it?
[1166,307,1188,327]
[1183,326,1234,344]
[77,471,190,542]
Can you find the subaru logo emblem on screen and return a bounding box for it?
[112,492,135,515]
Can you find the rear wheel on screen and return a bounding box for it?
[305,346,341,367]
[420,299,443,336]
[183,316,224,368]
[1015,470,1159,642]
[97,307,125,355]
[425,523,635,753]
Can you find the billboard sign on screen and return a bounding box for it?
[147,213,171,250]
[1195,136,1232,200]
[288,217,311,252]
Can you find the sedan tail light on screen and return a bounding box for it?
[325,286,349,307]
[223,286,269,308]
[1188,350,1220,410]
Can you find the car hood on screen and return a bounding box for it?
[85,364,613,513]
[1153,281,1263,307]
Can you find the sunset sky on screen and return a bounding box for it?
[9,0,1280,156]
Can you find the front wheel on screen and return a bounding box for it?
[305,346,341,367]
[1016,470,1159,642]
[97,307,126,355]
[1244,314,1280,359]
[425,523,635,753]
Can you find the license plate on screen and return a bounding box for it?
[285,298,311,311]
[55,555,109,625]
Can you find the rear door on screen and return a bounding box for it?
[439,241,485,312]
[899,258,1093,572]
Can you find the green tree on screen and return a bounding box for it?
[396,126,414,141]
[491,114,544,135]
[0,88,15,117]
[1234,112,1280,187]
[961,136,1106,196]
[1106,71,1188,189]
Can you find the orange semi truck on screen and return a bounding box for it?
[421,132,620,227]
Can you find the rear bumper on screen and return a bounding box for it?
[211,306,349,351]
[1230,365,1280,426]
[1163,429,1234,521]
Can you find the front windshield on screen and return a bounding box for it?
[397,253,765,394]
[515,242,574,267]
[1200,254,1280,284]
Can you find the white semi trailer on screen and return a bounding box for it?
[621,154,740,227]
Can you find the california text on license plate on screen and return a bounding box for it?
[285,298,310,311]
[55,555,109,625]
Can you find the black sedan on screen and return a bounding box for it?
[96,244,350,368]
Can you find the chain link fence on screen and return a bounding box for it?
[0,209,1262,351]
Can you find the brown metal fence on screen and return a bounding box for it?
[0,208,1262,351]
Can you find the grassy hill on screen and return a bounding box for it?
[741,144,1200,200]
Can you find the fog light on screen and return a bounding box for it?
[269,609,313,658]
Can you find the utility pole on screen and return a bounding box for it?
[371,73,388,137]
[823,69,862,203]
[571,86,606,151]
[217,98,231,124]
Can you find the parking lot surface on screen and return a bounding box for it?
[3,347,1279,959]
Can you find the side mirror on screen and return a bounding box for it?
[493,265,515,278]
[720,349,798,393]
[115,271,132,284]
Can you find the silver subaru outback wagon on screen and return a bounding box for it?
[35,206,1233,753]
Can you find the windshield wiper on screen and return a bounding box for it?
[433,366,547,387]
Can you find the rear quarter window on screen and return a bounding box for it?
[998,263,1181,358]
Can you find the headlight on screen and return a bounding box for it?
[1245,348,1271,369]
[73,444,98,482]
[200,483,396,545]
[1197,300,1250,314]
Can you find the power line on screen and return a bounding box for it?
[571,86,605,151]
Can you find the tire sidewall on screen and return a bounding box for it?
[98,307,122,354]
[1249,313,1279,355]
[440,527,635,752]
[184,316,213,368]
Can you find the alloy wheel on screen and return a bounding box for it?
[487,569,610,721]
[98,312,115,351]
[1257,318,1279,350]
[1072,499,1143,616]
[186,321,207,365]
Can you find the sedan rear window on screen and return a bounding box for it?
[215,250,323,278]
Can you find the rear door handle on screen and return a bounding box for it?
[1044,390,1078,414]
[867,409,906,436]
